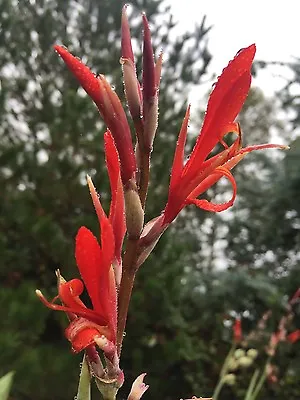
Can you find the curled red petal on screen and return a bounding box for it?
[186,167,237,212]
[36,289,107,326]
[65,317,111,352]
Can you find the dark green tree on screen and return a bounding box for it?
[0,1,212,399]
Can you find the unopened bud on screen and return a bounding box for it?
[227,358,239,372]
[247,348,258,359]
[223,373,236,386]
[238,356,253,368]
[121,57,142,120]
[124,180,144,239]
[234,348,245,359]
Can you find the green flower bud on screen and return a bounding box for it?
[223,373,236,386]
[238,356,253,368]
[247,348,258,359]
[227,358,239,372]
[234,348,246,359]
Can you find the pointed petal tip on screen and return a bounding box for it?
[53,44,67,55]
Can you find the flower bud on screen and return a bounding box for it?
[247,348,258,359]
[223,373,236,386]
[234,348,245,359]
[227,358,239,372]
[238,356,253,368]
[124,180,144,239]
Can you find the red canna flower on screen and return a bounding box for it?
[287,330,300,344]
[36,133,125,354]
[138,45,286,264]
[162,44,286,225]
[37,220,117,353]
[54,45,136,185]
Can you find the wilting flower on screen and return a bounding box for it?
[36,132,125,355]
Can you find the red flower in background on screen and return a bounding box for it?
[287,330,300,344]
[233,318,242,343]
[36,132,125,353]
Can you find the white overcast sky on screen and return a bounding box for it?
[167,0,299,98]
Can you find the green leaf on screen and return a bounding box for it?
[77,354,91,400]
[0,371,14,400]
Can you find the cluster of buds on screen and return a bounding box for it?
[221,289,300,395]
[226,348,259,374]
[35,5,287,399]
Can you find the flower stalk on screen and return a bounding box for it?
[35,6,289,399]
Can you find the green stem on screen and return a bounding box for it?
[213,343,237,400]
[250,360,269,400]
[116,238,139,356]
[244,369,260,400]
[212,376,225,400]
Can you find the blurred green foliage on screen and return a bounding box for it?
[0,0,299,399]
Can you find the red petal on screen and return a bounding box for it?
[54,45,102,104]
[104,130,126,267]
[169,105,191,192]
[65,317,111,352]
[36,287,107,326]
[287,330,300,344]
[186,167,237,212]
[75,227,105,313]
[185,45,255,177]
[87,175,106,226]
[142,14,156,102]
[121,5,135,63]
[75,226,117,338]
